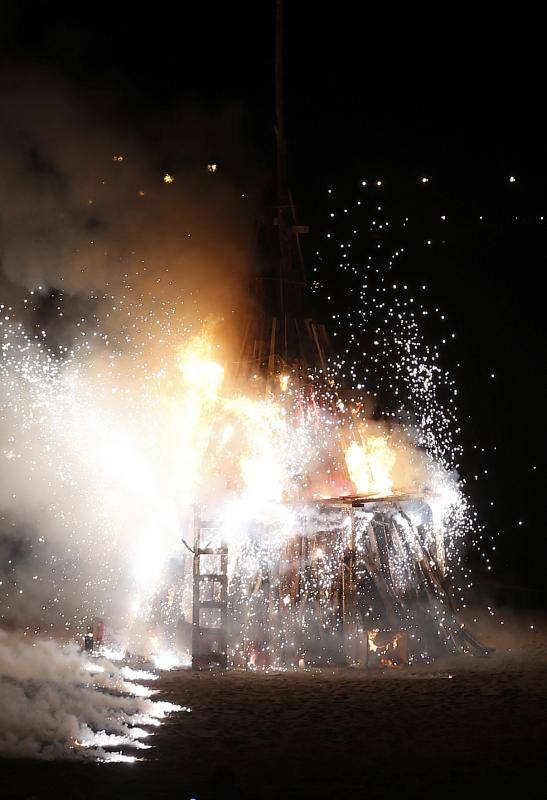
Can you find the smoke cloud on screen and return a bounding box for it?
[0,68,262,639]
[0,630,182,760]
[0,68,257,319]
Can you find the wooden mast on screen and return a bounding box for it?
[275,0,307,330]
[275,0,287,319]
[233,0,329,385]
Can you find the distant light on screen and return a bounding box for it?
[361,180,367,186]
[509,175,516,183]
[207,163,217,173]
[112,154,124,162]
[163,174,174,184]
[376,180,382,187]
[421,176,429,183]
[441,215,446,220]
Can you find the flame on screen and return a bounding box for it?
[279,373,290,392]
[344,435,396,496]
[171,335,405,509]
[368,629,406,667]
[224,395,286,505]
[159,333,226,509]
[176,335,224,402]
[171,334,289,507]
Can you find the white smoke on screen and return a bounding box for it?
[0,71,254,306]
[0,630,183,761]
[0,70,256,652]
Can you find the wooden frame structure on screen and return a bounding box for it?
[191,492,487,670]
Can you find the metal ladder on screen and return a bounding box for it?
[191,509,228,670]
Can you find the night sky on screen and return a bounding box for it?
[1,2,544,595]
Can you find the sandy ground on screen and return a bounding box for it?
[1,608,546,800]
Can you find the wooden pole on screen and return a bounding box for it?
[275,0,288,212]
[275,0,288,317]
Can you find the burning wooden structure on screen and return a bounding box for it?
[189,1,487,670]
[190,492,488,670]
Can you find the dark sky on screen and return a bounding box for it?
[0,1,545,595]
[2,3,543,179]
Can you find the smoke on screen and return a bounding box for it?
[0,630,182,760]
[0,68,257,324]
[0,321,193,637]
[0,68,262,639]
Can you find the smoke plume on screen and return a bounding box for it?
[0,68,256,317]
[0,69,261,639]
[0,630,182,760]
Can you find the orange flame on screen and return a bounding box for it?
[344,436,396,496]
[176,335,224,402]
